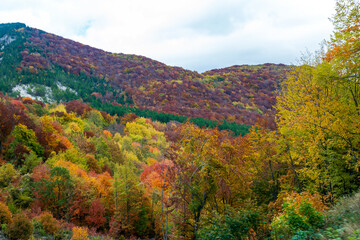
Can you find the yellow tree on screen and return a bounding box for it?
[276,0,360,198]
[246,125,291,204]
[112,160,146,236]
[168,123,252,239]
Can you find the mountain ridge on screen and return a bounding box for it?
[0,22,289,126]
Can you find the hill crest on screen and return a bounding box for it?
[0,22,289,126]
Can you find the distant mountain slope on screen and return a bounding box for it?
[0,22,289,125]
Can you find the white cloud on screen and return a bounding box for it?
[0,0,336,72]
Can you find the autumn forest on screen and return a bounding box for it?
[0,0,360,239]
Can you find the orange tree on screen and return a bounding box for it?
[166,123,253,239]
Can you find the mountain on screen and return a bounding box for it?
[0,22,289,126]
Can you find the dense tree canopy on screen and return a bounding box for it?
[0,1,359,239]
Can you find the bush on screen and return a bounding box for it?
[33,219,46,236]
[109,215,123,239]
[271,193,324,240]
[197,209,261,240]
[7,214,33,240]
[0,201,12,225]
[1,223,7,233]
[290,230,317,240]
[71,227,89,240]
[319,191,360,239]
[37,211,60,235]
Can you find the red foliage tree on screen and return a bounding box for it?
[0,101,15,155]
[11,100,28,111]
[85,198,106,230]
[65,100,92,116]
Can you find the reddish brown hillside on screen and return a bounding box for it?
[2,23,289,125]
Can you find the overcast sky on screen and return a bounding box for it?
[1,0,335,72]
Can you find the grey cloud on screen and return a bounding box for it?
[0,0,335,72]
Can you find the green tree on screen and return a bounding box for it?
[270,193,325,240]
[36,166,73,219]
[20,151,42,174]
[9,124,44,159]
[0,163,19,187]
[113,160,146,236]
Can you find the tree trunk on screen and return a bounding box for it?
[287,143,302,193]
[269,160,277,200]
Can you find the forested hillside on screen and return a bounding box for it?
[0,22,288,127]
[0,0,360,239]
[0,95,272,239]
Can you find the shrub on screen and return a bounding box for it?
[38,211,60,235]
[0,201,12,225]
[71,227,89,240]
[197,209,261,240]
[109,215,122,239]
[271,192,325,240]
[320,191,360,239]
[32,219,46,236]
[1,223,7,233]
[7,214,33,240]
